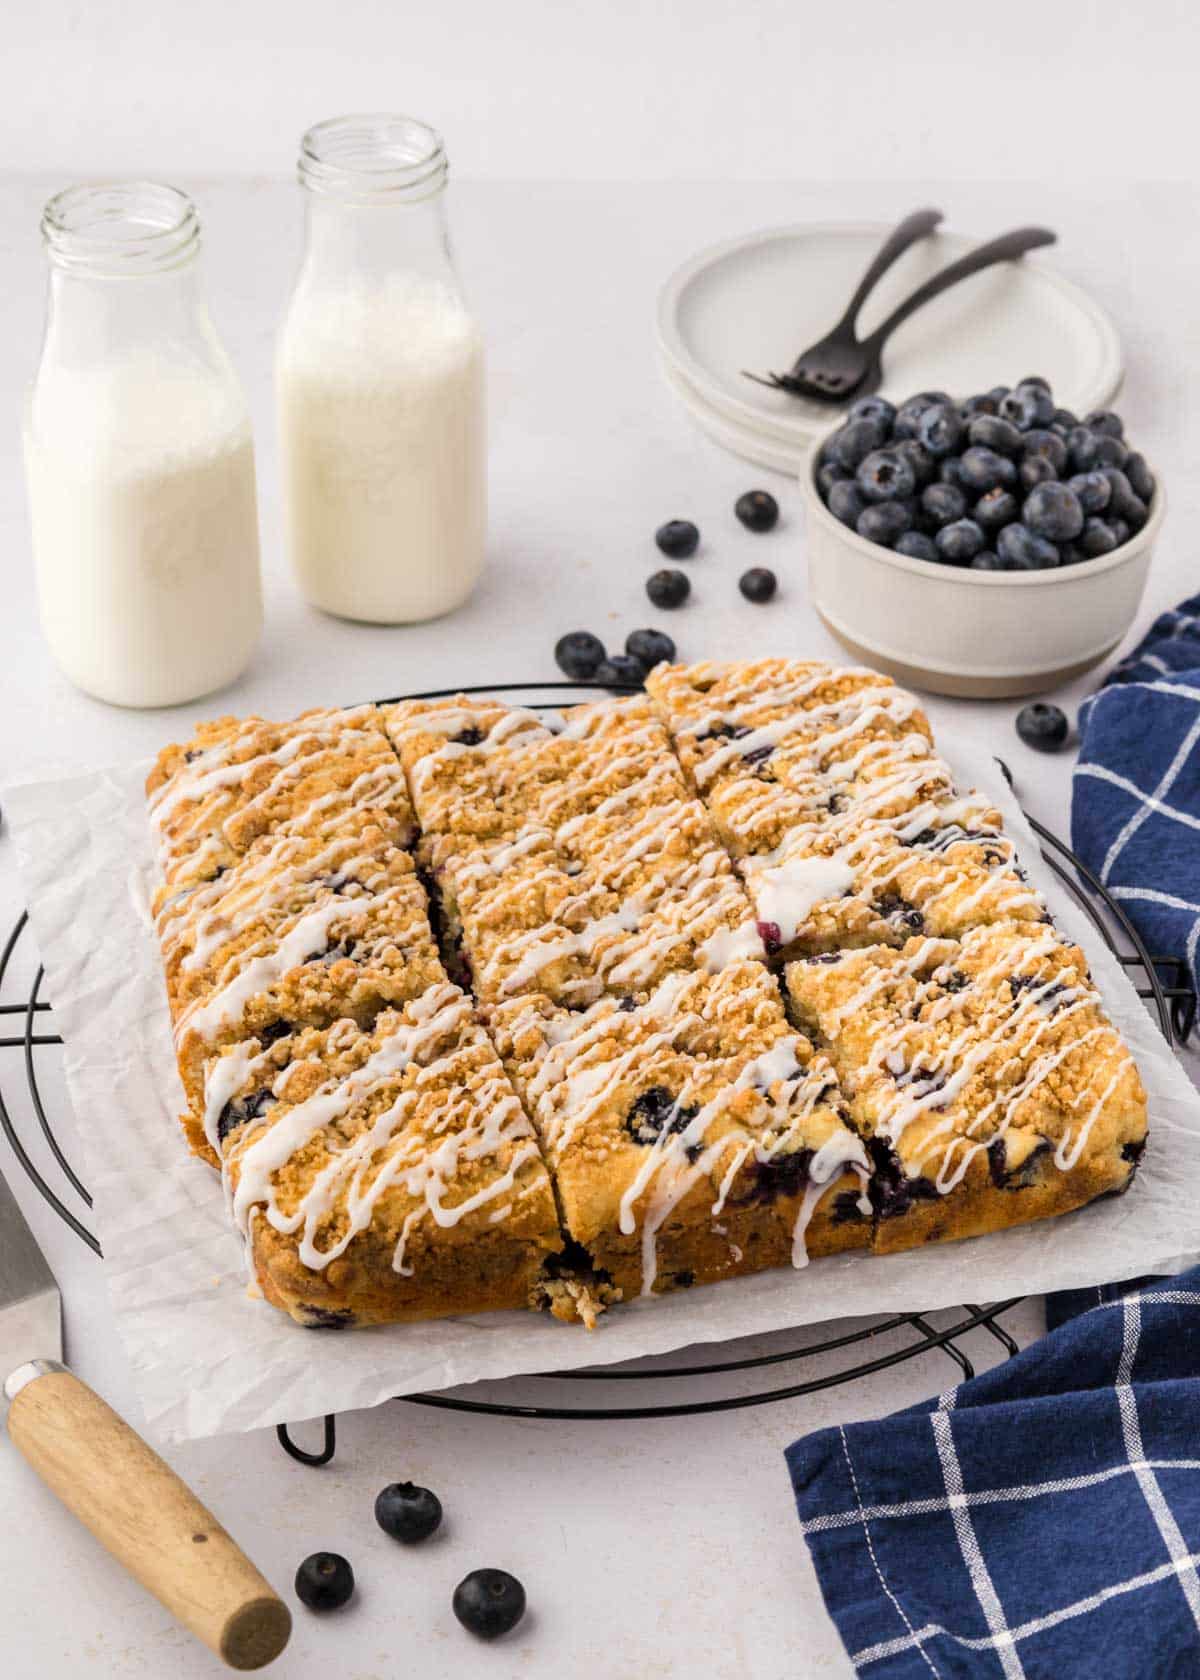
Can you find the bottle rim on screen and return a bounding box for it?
[41,181,201,276]
[298,113,448,204]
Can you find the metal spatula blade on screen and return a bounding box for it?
[0,1169,62,1376]
[0,1165,290,1669]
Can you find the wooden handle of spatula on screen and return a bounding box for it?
[5,1362,291,1670]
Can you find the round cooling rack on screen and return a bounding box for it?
[1,682,1193,1465]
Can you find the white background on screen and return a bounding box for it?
[2,0,1198,184]
[2,4,1200,1679]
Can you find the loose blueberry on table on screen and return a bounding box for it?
[1015,702,1070,752]
[452,1569,527,1640]
[654,518,700,559]
[625,626,676,667]
[646,567,690,608]
[735,489,779,532]
[375,1481,444,1544]
[554,630,606,679]
[816,379,1155,570]
[739,566,777,602]
[295,1552,355,1611]
[594,653,647,687]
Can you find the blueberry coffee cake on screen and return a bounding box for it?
[145,663,1147,1331]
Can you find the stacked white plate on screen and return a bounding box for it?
[657,222,1124,474]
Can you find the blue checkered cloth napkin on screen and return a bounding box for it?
[1072,591,1200,997]
[786,1268,1200,1678]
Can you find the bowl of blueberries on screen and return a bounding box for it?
[801,378,1163,697]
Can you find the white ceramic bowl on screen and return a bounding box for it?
[801,434,1164,698]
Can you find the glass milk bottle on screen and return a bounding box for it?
[277,114,485,623]
[23,183,262,708]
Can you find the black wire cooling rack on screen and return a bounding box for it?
[0,682,1194,1468]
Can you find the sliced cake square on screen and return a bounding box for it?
[487,961,872,1301]
[212,984,564,1326]
[785,923,1147,1252]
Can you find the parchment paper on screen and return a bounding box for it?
[6,735,1200,1444]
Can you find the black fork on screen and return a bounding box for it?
[744,220,1056,404]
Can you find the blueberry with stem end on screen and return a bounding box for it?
[735,490,779,532]
[625,627,675,668]
[739,567,777,602]
[1000,382,1055,431]
[452,1570,526,1641]
[375,1482,443,1544]
[295,1552,355,1612]
[654,519,699,559]
[1016,703,1069,752]
[973,488,1019,531]
[1023,482,1084,543]
[646,568,689,609]
[554,631,605,680]
[856,448,917,503]
[594,655,646,688]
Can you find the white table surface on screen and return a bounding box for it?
[1,174,1197,1680]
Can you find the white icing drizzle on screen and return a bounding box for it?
[176,888,396,1044]
[647,661,1043,947]
[222,988,542,1275]
[803,925,1137,1194]
[502,969,869,1294]
[202,1037,274,1151]
[749,853,857,943]
[698,921,765,972]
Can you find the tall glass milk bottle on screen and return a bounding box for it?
[277,114,486,623]
[24,183,262,708]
